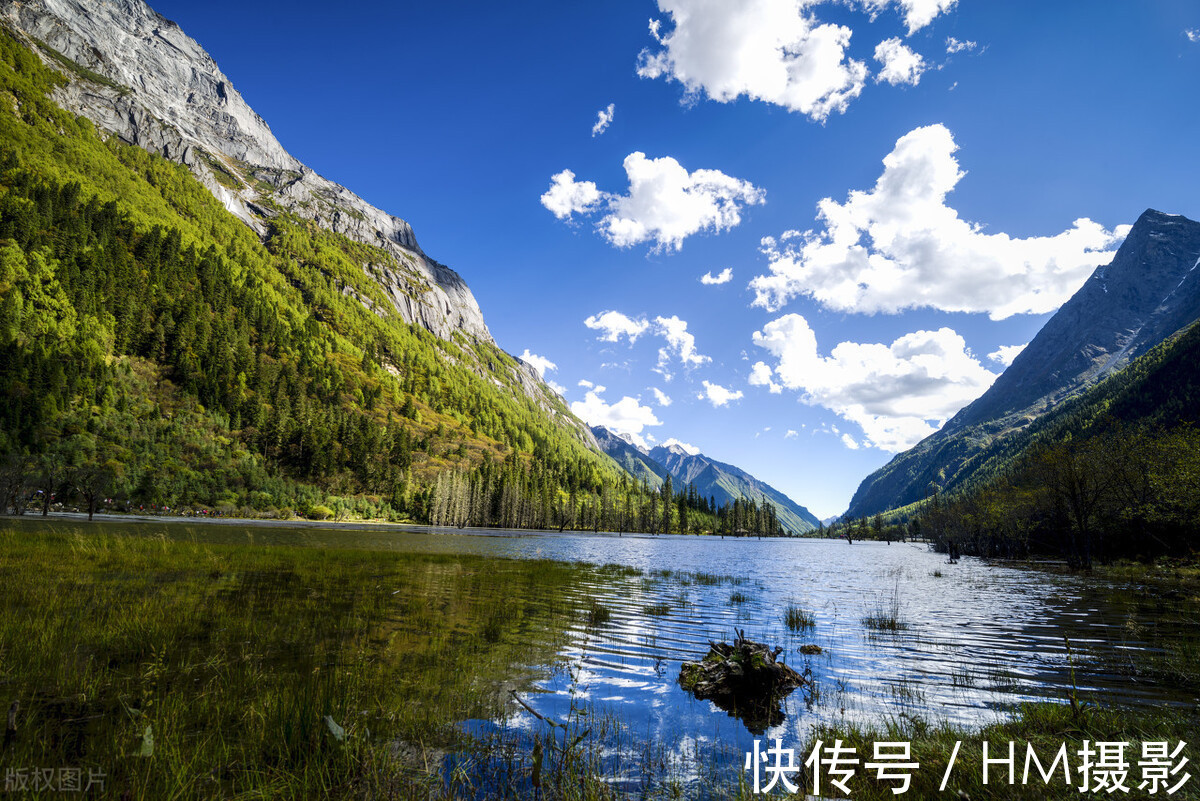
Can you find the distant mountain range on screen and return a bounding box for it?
[591,426,820,534]
[846,209,1200,518]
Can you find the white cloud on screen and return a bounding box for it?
[749,360,783,394]
[1186,29,1200,43]
[540,170,603,220]
[592,103,615,136]
[698,380,745,407]
[570,387,662,450]
[655,315,711,367]
[546,380,567,395]
[547,153,764,251]
[874,37,926,86]
[750,124,1130,320]
[988,342,1027,367]
[841,433,861,450]
[584,310,651,343]
[651,387,673,406]
[519,349,557,378]
[752,314,999,451]
[605,153,765,250]
[578,379,595,389]
[662,437,701,455]
[700,267,734,285]
[637,0,868,121]
[583,311,710,376]
[785,429,799,439]
[945,36,976,53]
[863,0,957,35]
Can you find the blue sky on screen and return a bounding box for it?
[152,0,1200,518]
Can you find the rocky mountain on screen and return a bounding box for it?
[0,0,602,450]
[847,209,1200,518]
[0,0,491,345]
[590,426,819,534]
[589,426,669,490]
[0,0,634,528]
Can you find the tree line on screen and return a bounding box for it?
[426,458,790,536]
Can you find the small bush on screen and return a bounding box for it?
[307,505,334,521]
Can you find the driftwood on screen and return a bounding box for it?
[678,629,804,734]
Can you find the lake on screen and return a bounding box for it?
[15,515,1197,792]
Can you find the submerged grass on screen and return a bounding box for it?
[0,524,592,799]
[862,583,910,633]
[585,600,612,627]
[1087,558,1200,690]
[783,604,816,632]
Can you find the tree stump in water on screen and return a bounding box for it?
[678,630,805,734]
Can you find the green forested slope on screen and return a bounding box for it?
[907,322,1200,565]
[0,28,636,523]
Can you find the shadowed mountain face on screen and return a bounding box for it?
[591,427,819,534]
[847,209,1200,518]
[589,426,669,490]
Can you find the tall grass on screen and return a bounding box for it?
[861,585,909,632]
[783,604,816,632]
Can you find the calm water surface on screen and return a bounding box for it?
[47,517,1198,786]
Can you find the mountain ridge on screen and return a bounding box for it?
[589,426,670,490]
[591,425,820,534]
[846,208,1200,518]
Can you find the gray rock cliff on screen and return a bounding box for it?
[0,0,491,344]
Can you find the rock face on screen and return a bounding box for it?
[847,209,1200,517]
[0,0,491,344]
[678,633,806,734]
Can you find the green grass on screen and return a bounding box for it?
[862,585,910,632]
[0,525,592,798]
[783,604,815,632]
[861,611,909,631]
[585,600,612,627]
